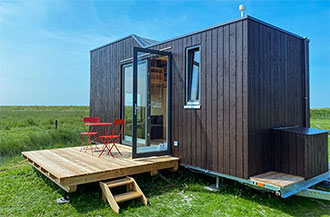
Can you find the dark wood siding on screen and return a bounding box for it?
[147,19,249,178]
[247,20,308,177]
[90,17,312,180]
[90,36,141,128]
[272,128,328,179]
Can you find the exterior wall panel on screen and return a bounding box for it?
[272,129,328,179]
[247,20,308,177]
[147,20,249,178]
[90,37,141,131]
[90,17,309,180]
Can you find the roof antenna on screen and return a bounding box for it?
[239,4,246,17]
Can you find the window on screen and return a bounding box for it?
[185,45,201,108]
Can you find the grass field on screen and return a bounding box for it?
[0,106,329,216]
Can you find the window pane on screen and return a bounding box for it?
[190,64,199,100]
[190,49,200,101]
[187,47,200,104]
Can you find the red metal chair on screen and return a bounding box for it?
[80,117,100,153]
[99,119,124,158]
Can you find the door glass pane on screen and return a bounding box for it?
[122,62,148,146]
[122,64,133,145]
[136,52,168,153]
[136,58,148,147]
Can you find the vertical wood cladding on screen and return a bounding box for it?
[247,19,308,177]
[272,128,328,179]
[90,36,140,128]
[90,17,310,179]
[147,20,249,178]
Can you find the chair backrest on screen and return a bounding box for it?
[83,117,100,123]
[111,119,124,137]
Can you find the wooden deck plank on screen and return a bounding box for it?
[22,151,75,177]
[42,149,96,174]
[69,147,134,168]
[51,146,127,170]
[250,171,304,188]
[48,149,101,173]
[55,148,117,170]
[60,159,178,186]
[22,144,179,191]
[57,149,127,171]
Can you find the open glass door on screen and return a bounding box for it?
[132,47,171,158]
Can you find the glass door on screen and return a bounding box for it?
[122,62,147,146]
[122,64,133,145]
[132,47,172,158]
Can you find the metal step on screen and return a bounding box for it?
[295,188,330,201]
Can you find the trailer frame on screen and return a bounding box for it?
[185,164,330,201]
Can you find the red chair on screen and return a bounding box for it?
[80,117,100,153]
[99,119,124,158]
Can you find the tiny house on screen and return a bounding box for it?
[90,15,328,185]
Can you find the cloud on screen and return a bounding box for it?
[0,0,49,25]
[0,1,118,50]
[38,28,117,48]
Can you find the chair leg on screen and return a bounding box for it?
[86,134,93,154]
[99,139,110,157]
[106,143,114,157]
[85,135,89,153]
[80,136,84,152]
[113,142,122,155]
[108,149,114,158]
[90,141,93,156]
[93,135,99,149]
[85,141,88,153]
[98,145,107,157]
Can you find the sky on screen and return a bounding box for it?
[0,0,329,107]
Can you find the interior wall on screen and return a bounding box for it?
[150,88,166,116]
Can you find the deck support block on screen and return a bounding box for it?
[167,165,179,172]
[205,176,223,191]
[216,176,220,189]
[66,185,77,192]
[150,170,159,176]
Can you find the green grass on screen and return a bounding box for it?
[1,106,330,216]
[0,106,88,159]
[310,108,330,158]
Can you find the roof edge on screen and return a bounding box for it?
[145,15,305,48]
[145,16,249,48]
[131,34,159,47]
[90,35,134,52]
[91,15,306,52]
[91,33,159,52]
[246,15,305,39]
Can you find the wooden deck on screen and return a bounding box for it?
[22,144,179,192]
[250,171,305,188]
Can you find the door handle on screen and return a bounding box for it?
[134,103,137,115]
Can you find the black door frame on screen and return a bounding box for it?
[132,47,172,158]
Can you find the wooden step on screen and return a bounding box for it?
[106,177,134,188]
[114,191,142,203]
[100,176,148,213]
